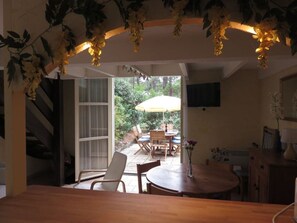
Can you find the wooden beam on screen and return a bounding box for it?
[179,63,189,80]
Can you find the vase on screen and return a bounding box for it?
[187,161,193,178]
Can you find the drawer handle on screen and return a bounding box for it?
[260,165,264,169]
[254,184,259,190]
[250,157,254,160]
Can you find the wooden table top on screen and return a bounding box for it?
[146,164,240,196]
[0,185,292,223]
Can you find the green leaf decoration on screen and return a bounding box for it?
[11,56,19,63]
[79,0,107,39]
[0,34,5,42]
[127,0,145,11]
[7,31,20,39]
[288,0,297,9]
[6,36,25,49]
[162,0,174,8]
[52,0,70,26]
[62,25,76,52]
[2,0,297,89]
[36,53,48,76]
[113,0,129,26]
[253,0,270,10]
[40,37,53,59]
[23,30,31,43]
[185,0,201,16]
[73,0,85,14]
[20,53,32,59]
[7,58,16,85]
[0,35,7,48]
[263,8,284,21]
[255,12,262,23]
[162,0,201,16]
[203,13,211,30]
[45,3,54,24]
[205,0,224,10]
[237,0,253,23]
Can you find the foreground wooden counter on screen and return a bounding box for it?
[0,185,293,223]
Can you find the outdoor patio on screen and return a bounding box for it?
[120,143,181,174]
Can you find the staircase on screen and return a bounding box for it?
[26,78,54,160]
[0,71,70,186]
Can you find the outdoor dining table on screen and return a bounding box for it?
[164,130,178,154]
[147,130,178,155]
[146,163,239,197]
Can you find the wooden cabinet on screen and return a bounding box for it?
[248,148,297,204]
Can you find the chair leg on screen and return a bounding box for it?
[150,147,155,160]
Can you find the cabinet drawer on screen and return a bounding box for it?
[257,160,269,176]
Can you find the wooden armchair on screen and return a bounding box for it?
[147,183,182,196]
[150,130,168,160]
[136,160,161,193]
[132,126,151,155]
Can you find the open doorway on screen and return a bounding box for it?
[114,75,181,174]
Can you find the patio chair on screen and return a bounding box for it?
[136,160,161,193]
[147,183,182,197]
[149,130,169,160]
[136,124,149,137]
[172,136,181,155]
[74,151,127,192]
[132,126,151,155]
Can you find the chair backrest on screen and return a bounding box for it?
[150,130,166,142]
[136,124,143,136]
[132,126,140,139]
[136,160,161,193]
[101,152,127,191]
[206,159,233,172]
[147,183,182,196]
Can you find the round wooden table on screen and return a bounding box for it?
[146,164,239,197]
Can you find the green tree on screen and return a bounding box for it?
[115,76,181,147]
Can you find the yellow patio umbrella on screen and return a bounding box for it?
[135,95,181,121]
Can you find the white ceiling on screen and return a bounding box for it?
[54,24,297,80]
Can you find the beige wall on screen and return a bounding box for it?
[187,69,261,164]
[260,66,297,131]
[187,65,297,165]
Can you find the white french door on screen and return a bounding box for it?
[75,78,114,180]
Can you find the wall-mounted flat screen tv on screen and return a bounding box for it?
[186,82,220,107]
